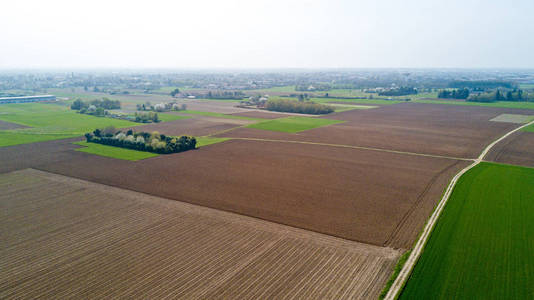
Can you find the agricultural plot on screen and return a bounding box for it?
[73,141,159,161]
[0,103,137,147]
[246,116,344,133]
[0,169,399,299]
[36,139,468,249]
[130,117,250,136]
[489,113,534,124]
[486,131,534,167]
[219,103,534,158]
[415,99,534,110]
[399,162,534,299]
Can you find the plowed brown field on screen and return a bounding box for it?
[217,103,534,158]
[0,169,399,299]
[127,117,247,136]
[0,120,30,130]
[486,131,534,167]
[35,139,467,248]
[229,110,289,119]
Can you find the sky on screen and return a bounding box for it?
[1,0,533,69]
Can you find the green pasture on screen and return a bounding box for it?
[73,141,159,161]
[196,136,230,147]
[0,103,138,147]
[400,162,534,299]
[247,116,344,133]
[178,110,261,121]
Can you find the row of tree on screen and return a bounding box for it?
[134,111,160,123]
[85,127,196,154]
[295,83,331,91]
[265,99,334,115]
[136,101,186,112]
[71,98,121,110]
[438,88,470,99]
[378,87,418,96]
[467,89,531,103]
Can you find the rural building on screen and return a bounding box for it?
[0,95,56,104]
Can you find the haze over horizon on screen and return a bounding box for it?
[2,0,533,69]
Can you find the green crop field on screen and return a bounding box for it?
[152,113,191,122]
[247,116,344,133]
[400,162,534,300]
[196,136,230,147]
[415,99,534,110]
[522,123,534,132]
[73,141,159,161]
[0,103,138,147]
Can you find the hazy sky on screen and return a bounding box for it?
[1,0,533,69]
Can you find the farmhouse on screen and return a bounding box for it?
[0,95,56,104]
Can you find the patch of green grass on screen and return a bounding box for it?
[379,250,412,300]
[0,132,77,147]
[179,110,261,121]
[522,123,534,132]
[248,85,296,93]
[0,103,139,147]
[312,97,404,105]
[247,116,344,133]
[152,113,191,122]
[196,136,230,147]
[73,141,158,161]
[0,103,137,134]
[415,99,534,110]
[399,162,534,300]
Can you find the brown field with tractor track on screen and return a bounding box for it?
[0,169,399,299]
[486,131,534,167]
[33,139,468,249]
[217,103,534,158]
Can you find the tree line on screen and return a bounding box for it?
[85,126,196,154]
[265,99,334,114]
[71,98,121,111]
[467,89,531,103]
[438,88,470,99]
[378,87,418,96]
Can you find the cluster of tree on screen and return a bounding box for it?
[448,80,515,90]
[85,127,196,154]
[295,83,331,91]
[438,88,470,99]
[265,99,334,115]
[71,98,121,110]
[378,87,418,96]
[137,101,186,112]
[200,91,245,100]
[170,88,180,97]
[134,111,159,123]
[467,89,531,103]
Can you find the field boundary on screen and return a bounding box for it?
[384,119,534,300]
[229,137,473,161]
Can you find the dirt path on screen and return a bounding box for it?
[384,119,534,300]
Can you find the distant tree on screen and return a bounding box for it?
[170,88,180,97]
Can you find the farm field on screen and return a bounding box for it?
[130,116,251,137]
[415,99,534,110]
[246,116,344,133]
[0,103,138,147]
[0,169,399,299]
[34,139,468,248]
[399,162,534,299]
[219,103,534,158]
[73,141,159,161]
[486,131,534,167]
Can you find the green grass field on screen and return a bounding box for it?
[247,116,344,133]
[196,136,230,147]
[73,141,159,161]
[415,99,534,110]
[522,123,534,132]
[152,113,191,122]
[0,103,138,147]
[399,162,534,299]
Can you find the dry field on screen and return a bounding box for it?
[34,139,468,249]
[229,110,289,119]
[0,169,399,299]
[127,117,249,136]
[217,103,534,158]
[486,131,534,167]
[0,120,30,130]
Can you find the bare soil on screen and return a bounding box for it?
[0,169,399,299]
[229,110,289,119]
[128,118,243,136]
[218,103,534,159]
[0,120,30,130]
[35,139,467,249]
[486,131,534,167]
